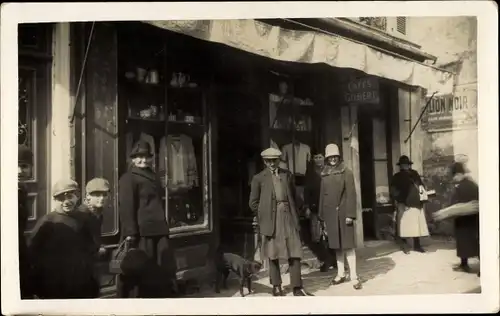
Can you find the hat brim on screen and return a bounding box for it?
[397,161,413,165]
[262,156,281,159]
[53,188,79,198]
[130,152,153,158]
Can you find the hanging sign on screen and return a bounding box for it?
[344,77,380,104]
[422,85,477,132]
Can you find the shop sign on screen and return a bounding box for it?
[422,87,477,132]
[344,77,380,104]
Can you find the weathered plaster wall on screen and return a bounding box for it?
[407,17,478,235]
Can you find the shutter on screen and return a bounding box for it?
[85,23,119,236]
[396,17,407,35]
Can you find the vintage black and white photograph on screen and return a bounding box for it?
[1,2,498,315]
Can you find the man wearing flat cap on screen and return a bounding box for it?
[249,147,308,296]
[29,179,97,298]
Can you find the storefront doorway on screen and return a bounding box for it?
[18,24,52,234]
[356,84,394,241]
[216,90,262,219]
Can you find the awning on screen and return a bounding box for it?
[145,19,454,95]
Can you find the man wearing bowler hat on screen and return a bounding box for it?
[249,147,308,296]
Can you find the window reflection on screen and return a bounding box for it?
[165,89,208,230]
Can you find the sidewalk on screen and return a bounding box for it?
[188,237,481,297]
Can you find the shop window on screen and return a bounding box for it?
[118,24,211,235]
[18,67,36,180]
[267,76,316,205]
[18,23,51,54]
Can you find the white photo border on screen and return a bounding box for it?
[1,1,498,315]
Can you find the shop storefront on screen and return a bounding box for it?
[17,23,53,233]
[19,19,454,296]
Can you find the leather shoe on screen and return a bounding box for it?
[293,287,306,296]
[272,286,284,296]
[414,246,426,253]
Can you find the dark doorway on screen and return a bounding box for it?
[357,108,377,240]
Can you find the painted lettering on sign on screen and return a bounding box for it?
[344,77,380,104]
[422,87,477,132]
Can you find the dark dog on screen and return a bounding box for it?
[215,252,262,297]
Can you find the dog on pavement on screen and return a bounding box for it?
[214,251,262,297]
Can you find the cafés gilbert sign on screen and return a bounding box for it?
[422,86,477,132]
[344,77,380,104]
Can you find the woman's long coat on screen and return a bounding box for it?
[451,177,479,258]
[119,166,169,238]
[117,166,175,298]
[318,162,357,249]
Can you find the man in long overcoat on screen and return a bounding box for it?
[249,147,308,296]
[449,162,480,276]
[318,144,362,290]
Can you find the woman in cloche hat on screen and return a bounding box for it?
[116,140,177,298]
[29,179,98,298]
[318,144,362,290]
[390,155,429,254]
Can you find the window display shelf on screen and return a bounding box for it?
[126,116,165,123]
[167,119,204,127]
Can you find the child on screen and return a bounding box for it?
[29,179,97,299]
[79,177,111,297]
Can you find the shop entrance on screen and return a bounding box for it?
[358,108,377,240]
[216,90,262,219]
[357,104,392,241]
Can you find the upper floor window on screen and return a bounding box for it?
[358,17,388,31]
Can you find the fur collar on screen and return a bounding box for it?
[321,162,346,176]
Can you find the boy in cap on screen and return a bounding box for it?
[79,177,111,297]
[249,147,309,296]
[29,179,97,298]
[18,144,34,298]
[81,177,110,254]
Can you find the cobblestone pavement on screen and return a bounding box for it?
[189,237,481,297]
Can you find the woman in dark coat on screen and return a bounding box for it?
[390,155,429,254]
[117,140,176,298]
[29,179,97,299]
[449,162,479,275]
[304,151,336,272]
[318,144,361,290]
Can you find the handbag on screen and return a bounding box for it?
[418,185,429,202]
[109,239,130,275]
[310,213,322,243]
